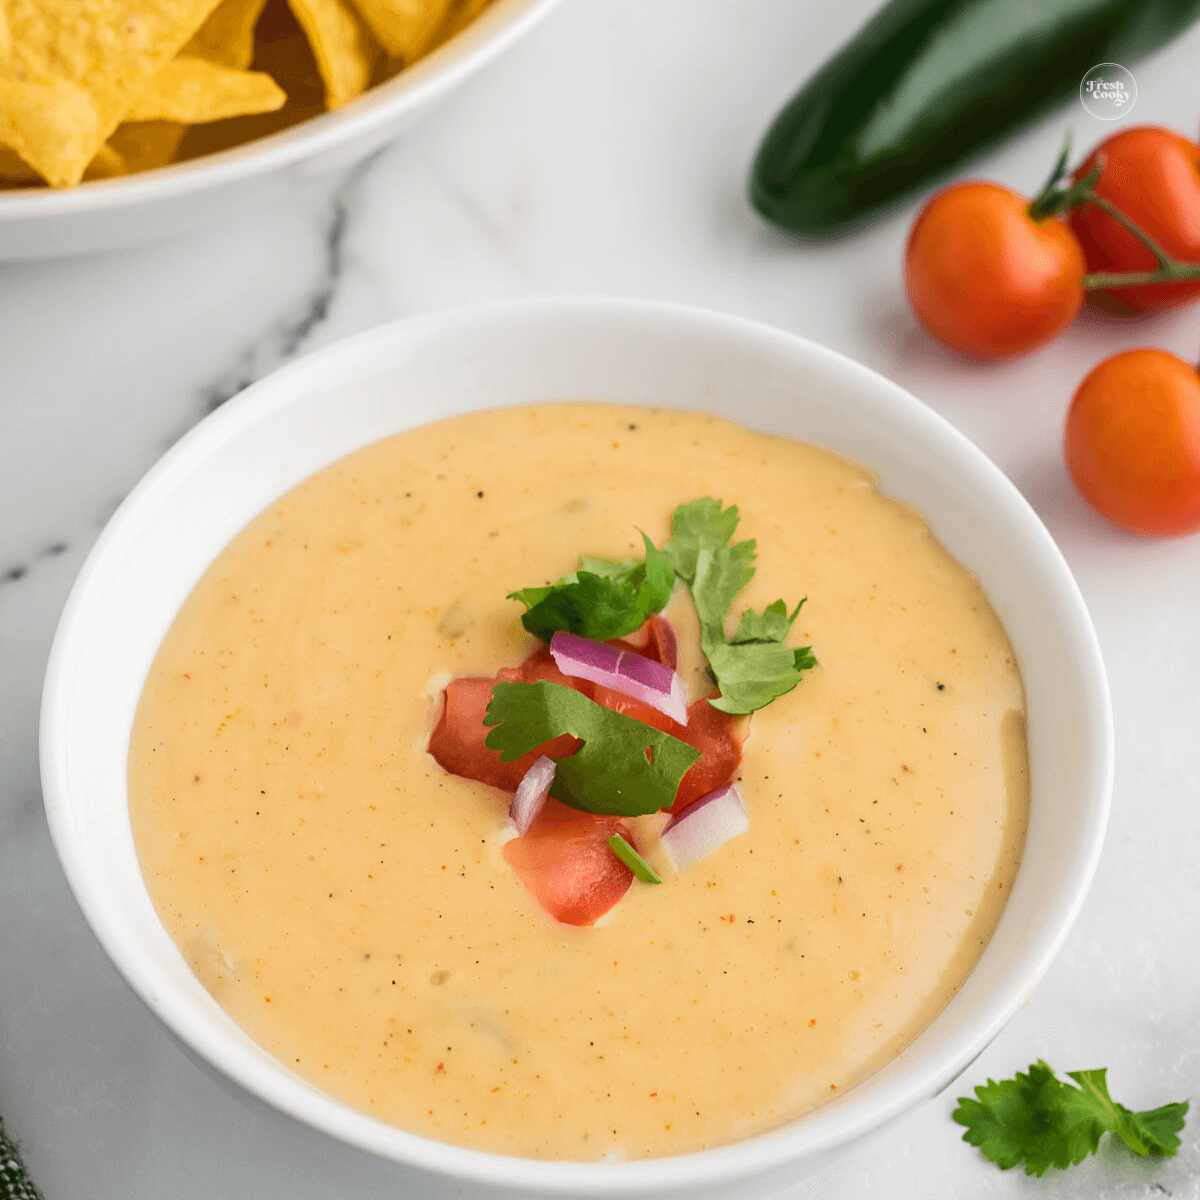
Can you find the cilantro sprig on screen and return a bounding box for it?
[509,533,674,642]
[954,1060,1189,1175]
[508,498,816,717]
[484,680,700,816]
[666,499,815,715]
[0,1114,44,1200]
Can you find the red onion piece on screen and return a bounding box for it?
[509,755,556,834]
[660,782,748,872]
[550,630,688,725]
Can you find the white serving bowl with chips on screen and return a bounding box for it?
[41,299,1112,1197]
[0,0,559,261]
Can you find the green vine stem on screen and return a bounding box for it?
[1076,191,1200,289]
[1026,138,1200,292]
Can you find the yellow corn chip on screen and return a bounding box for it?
[0,138,128,185]
[0,145,39,184]
[0,0,224,187]
[348,0,453,61]
[286,0,372,109]
[108,121,189,173]
[174,11,324,164]
[85,143,129,179]
[125,57,285,124]
[184,0,271,69]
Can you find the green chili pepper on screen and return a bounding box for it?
[750,0,1200,236]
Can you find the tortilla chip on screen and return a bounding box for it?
[176,5,324,164]
[0,145,39,184]
[0,137,128,184]
[108,121,189,173]
[348,0,453,61]
[125,57,285,124]
[0,0,224,187]
[184,0,271,69]
[85,142,129,179]
[286,0,372,109]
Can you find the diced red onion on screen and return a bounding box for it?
[550,630,688,725]
[660,782,748,872]
[509,755,555,834]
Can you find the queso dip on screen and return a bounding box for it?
[128,403,1027,1160]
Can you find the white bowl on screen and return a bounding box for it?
[40,299,1112,1199]
[0,0,559,261]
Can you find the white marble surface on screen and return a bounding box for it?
[3,1,1200,1197]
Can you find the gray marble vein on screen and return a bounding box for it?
[194,159,374,419]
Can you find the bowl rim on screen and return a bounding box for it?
[40,297,1113,1195]
[0,0,562,219]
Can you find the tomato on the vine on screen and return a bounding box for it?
[905,182,1085,359]
[1069,127,1200,313]
[1065,348,1200,537]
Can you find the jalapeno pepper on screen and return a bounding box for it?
[750,0,1200,236]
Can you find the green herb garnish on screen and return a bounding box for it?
[484,680,700,816]
[606,833,662,883]
[508,498,815,718]
[665,499,815,715]
[0,1114,45,1200]
[509,532,674,642]
[954,1060,1189,1175]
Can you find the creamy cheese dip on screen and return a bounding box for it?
[128,403,1027,1160]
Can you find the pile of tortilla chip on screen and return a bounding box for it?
[0,0,495,189]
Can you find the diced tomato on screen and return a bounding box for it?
[669,698,745,813]
[498,644,596,696]
[606,614,677,669]
[427,673,581,792]
[588,686,744,813]
[430,622,743,811]
[587,685,674,732]
[429,618,744,927]
[502,799,632,925]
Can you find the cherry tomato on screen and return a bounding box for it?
[1069,127,1200,313]
[905,182,1085,359]
[1065,348,1200,536]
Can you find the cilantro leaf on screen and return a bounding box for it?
[576,554,638,581]
[691,544,757,632]
[731,598,802,644]
[702,637,812,715]
[483,680,700,816]
[953,1061,1068,1173]
[509,533,674,642]
[664,500,816,714]
[704,598,817,713]
[665,498,745,582]
[1064,1068,1190,1158]
[1121,1099,1191,1157]
[954,1060,1190,1176]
